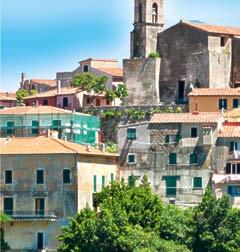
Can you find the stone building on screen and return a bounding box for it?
[0,106,100,145]
[56,58,123,92]
[124,1,240,105]
[0,136,119,250]
[118,112,240,207]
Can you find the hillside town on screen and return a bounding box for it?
[1,1,240,251]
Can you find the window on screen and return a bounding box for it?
[32,120,39,135]
[96,98,101,106]
[110,173,114,184]
[63,169,71,184]
[5,170,12,184]
[102,176,105,190]
[219,99,227,110]
[35,198,45,215]
[190,153,198,165]
[229,141,240,152]
[86,97,91,105]
[83,65,89,72]
[128,154,136,164]
[165,176,177,197]
[93,175,97,193]
[127,128,136,140]
[52,120,61,130]
[63,97,69,107]
[228,186,240,197]
[191,127,198,138]
[152,3,158,23]
[165,134,181,144]
[139,3,143,22]
[226,163,240,174]
[43,99,48,106]
[7,121,15,135]
[220,37,227,47]
[36,169,44,184]
[178,80,185,101]
[169,153,177,165]
[4,197,13,215]
[193,177,202,189]
[233,99,239,108]
[37,232,44,250]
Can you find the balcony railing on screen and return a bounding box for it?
[3,211,58,221]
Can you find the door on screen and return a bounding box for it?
[166,177,177,197]
[178,81,185,101]
[4,197,13,215]
[37,232,44,250]
[35,198,45,215]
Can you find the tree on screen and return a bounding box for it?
[73,73,128,105]
[0,213,11,251]
[58,177,189,252]
[16,89,29,104]
[191,188,240,252]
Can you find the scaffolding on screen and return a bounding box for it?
[0,112,100,145]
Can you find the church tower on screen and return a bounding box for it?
[131,0,164,58]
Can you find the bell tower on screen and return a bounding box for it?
[131,0,164,58]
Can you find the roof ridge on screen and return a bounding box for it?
[50,138,78,153]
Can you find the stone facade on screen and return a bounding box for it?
[232,37,240,87]
[0,138,119,250]
[123,58,160,105]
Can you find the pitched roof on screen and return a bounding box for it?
[97,68,123,77]
[30,79,57,87]
[150,112,223,124]
[224,109,240,123]
[0,92,17,101]
[24,87,79,99]
[0,137,118,157]
[189,88,240,97]
[0,106,73,115]
[183,21,240,36]
[218,126,240,138]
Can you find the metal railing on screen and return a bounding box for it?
[3,210,58,221]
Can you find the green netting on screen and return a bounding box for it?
[0,112,100,145]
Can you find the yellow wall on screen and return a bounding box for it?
[189,96,240,112]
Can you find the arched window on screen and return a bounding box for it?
[139,3,143,22]
[152,3,158,23]
[63,97,69,107]
[83,65,89,72]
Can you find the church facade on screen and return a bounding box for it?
[124,0,240,106]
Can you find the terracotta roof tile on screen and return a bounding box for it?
[189,88,240,96]
[150,112,223,124]
[97,68,123,77]
[224,109,240,123]
[184,21,240,36]
[0,106,73,115]
[218,126,240,138]
[0,137,118,157]
[31,79,57,87]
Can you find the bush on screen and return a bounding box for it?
[148,51,160,59]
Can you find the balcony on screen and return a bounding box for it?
[3,211,58,222]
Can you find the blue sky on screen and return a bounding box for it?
[1,0,240,91]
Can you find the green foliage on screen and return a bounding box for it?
[191,188,240,252]
[148,51,161,59]
[73,73,128,105]
[16,89,29,104]
[0,213,11,250]
[29,89,37,96]
[105,142,118,153]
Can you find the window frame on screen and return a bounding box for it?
[228,185,240,197]
[193,177,202,189]
[5,170,13,184]
[127,153,136,164]
[93,175,97,193]
[219,98,227,110]
[63,168,71,184]
[3,197,14,215]
[102,175,106,190]
[189,153,198,165]
[233,99,239,109]
[169,153,177,165]
[127,128,137,141]
[36,169,44,185]
[191,127,198,138]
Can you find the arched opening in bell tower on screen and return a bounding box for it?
[152,3,158,23]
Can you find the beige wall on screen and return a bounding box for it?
[189,95,240,112]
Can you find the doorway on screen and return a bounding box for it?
[35,198,45,216]
[37,232,44,250]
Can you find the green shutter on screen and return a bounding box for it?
[93,175,97,193]
[127,128,136,140]
[190,153,197,164]
[110,173,114,184]
[32,120,39,127]
[102,176,105,190]
[165,135,170,143]
[128,154,135,164]
[166,176,177,196]
[193,177,202,189]
[176,134,181,143]
[169,153,177,165]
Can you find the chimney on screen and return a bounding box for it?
[57,80,61,94]
[20,73,26,89]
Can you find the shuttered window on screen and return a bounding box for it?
[36,170,44,184]
[190,153,198,165]
[63,169,71,184]
[169,153,177,165]
[233,99,239,109]
[127,128,136,140]
[5,170,12,184]
[110,173,114,184]
[93,175,97,193]
[193,177,202,189]
[102,176,105,190]
[32,121,39,135]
